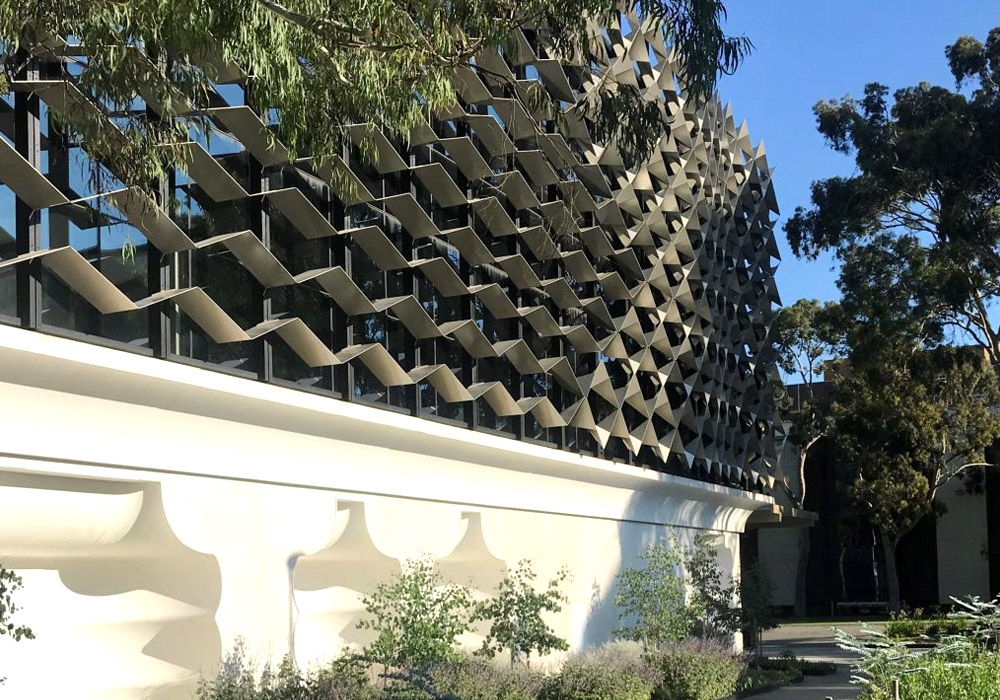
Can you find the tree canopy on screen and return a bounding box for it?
[0,0,750,189]
[785,26,1000,363]
[833,345,1000,611]
[773,298,842,504]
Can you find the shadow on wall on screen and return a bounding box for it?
[581,489,742,648]
[292,503,509,662]
[0,472,222,700]
[0,471,753,699]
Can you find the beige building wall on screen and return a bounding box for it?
[0,325,770,700]
[936,480,991,602]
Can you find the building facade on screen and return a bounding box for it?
[757,382,1000,616]
[0,13,784,699]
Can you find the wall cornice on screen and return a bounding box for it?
[0,324,773,531]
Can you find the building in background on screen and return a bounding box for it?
[755,381,1000,617]
[0,14,789,699]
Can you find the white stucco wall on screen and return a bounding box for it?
[0,325,772,699]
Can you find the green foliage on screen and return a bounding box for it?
[734,655,836,694]
[884,608,969,640]
[0,566,33,686]
[647,640,744,700]
[784,33,1000,618]
[838,626,1000,700]
[196,641,378,700]
[835,348,1000,544]
[422,656,543,700]
[539,649,657,700]
[684,534,738,642]
[838,597,1000,699]
[735,665,801,696]
[773,299,843,384]
[476,560,570,667]
[569,641,664,687]
[736,561,776,655]
[614,541,693,648]
[784,25,1000,369]
[889,651,1000,700]
[949,595,1000,648]
[772,299,842,497]
[0,566,33,643]
[794,659,836,676]
[747,656,835,677]
[0,0,750,189]
[830,346,1000,611]
[357,556,475,670]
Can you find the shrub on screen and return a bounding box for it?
[884,610,969,640]
[423,656,543,700]
[357,556,475,670]
[736,562,776,657]
[648,640,744,700]
[890,648,1000,700]
[750,657,834,676]
[838,599,1000,700]
[569,641,662,687]
[476,560,570,667]
[197,642,378,700]
[685,534,739,642]
[614,540,694,648]
[795,659,836,676]
[735,665,801,696]
[540,645,658,700]
[315,656,382,700]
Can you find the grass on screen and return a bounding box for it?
[772,618,889,627]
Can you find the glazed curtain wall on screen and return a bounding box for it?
[0,15,781,492]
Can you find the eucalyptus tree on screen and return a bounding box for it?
[0,566,33,685]
[773,298,842,617]
[0,0,750,189]
[785,26,1000,364]
[782,25,1000,612]
[834,346,1000,612]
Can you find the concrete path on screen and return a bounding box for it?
[745,670,859,700]
[746,623,870,699]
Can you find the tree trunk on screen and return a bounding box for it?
[794,527,810,617]
[880,529,902,613]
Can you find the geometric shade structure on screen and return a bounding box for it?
[0,12,780,491]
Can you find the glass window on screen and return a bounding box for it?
[40,115,149,346]
[0,180,16,319]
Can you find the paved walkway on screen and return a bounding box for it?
[747,624,870,699]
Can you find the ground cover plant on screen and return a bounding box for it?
[884,608,970,641]
[838,596,1000,700]
[750,656,835,676]
[733,655,836,697]
[734,665,800,696]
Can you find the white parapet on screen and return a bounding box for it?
[0,325,773,699]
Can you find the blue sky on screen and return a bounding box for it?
[717,1,999,307]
